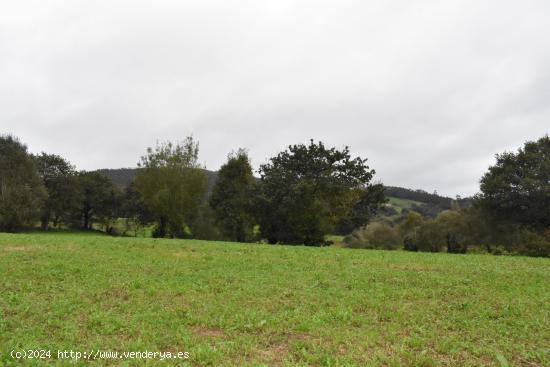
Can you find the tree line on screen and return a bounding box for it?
[345,135,550,257]
[0,135,383,245]
[1,133,549,257]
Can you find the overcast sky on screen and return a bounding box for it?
[1,1,549,197]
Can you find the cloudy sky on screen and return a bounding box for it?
[1,1,549,197]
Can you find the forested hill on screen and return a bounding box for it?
[385,186,454,207]
[97,169,471,216]
[384,186,472,217]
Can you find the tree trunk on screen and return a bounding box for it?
[158,217,167,238]
[83,210,90,230]
[40,213,49,231]
[53,215,60,228]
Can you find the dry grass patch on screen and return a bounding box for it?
[1,245,32,252]
[192,326,224,338]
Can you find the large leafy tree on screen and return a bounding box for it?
[257,140,380,246]
[0,135,47,231]
[119,181,155,235]
[134,137,207,238]
[336,183,386,234]
[73,171,119,230]
[35,153,79,230]
[478,135,550,231]
[210,149,257,242]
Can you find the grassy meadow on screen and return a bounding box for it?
[1,232,549,366]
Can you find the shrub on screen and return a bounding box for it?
[416,220,445,252]
[403,237,419,252]
[436,211,469,254]
[345,222,400,250]
[397,211,423,251]
[410,210,470,254]
[513,229,550,257]
[189,204,223,241]
[344,230,367,249]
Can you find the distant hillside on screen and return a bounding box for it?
[384,186,471,218]
[386,197,424,214]
[385,186,453,206]
[96,168,136,188]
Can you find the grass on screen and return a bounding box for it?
[1,232,549,366]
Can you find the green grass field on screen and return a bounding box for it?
[1,232,549,366]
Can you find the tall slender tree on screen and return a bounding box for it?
[74,171,119,230]
[134,137,207,238]
[210,149,257,242]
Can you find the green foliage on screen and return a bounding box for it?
[385,186,453,207]
[189,203,223,241]
[210,149,257,242]
[384,186,471,218]
[514,229,550,258]
[1,232,549,366]
[134,137,207,238]
[336,183,387,234]
[393,208,550,257]
[387,196,422,213]
[436,210,469,253]
[118,182,155,235]
[34,153,79,230]
[345,222,401,249]
[415,219,446,252]
[73,171,120,230]
[449,206,550,257]
[478,135,550,231]
[401,212,459,253]
[396,211,424,251]
[0,135,46,231]
[257,140,379,245]
[398,210,471,254]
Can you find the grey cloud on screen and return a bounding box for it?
[1,0,549,197]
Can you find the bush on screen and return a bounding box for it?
[436,211,468,253]
[403,237,419,251]
[514,230,550,257]
[409,211,470,254]
[189,204,224,241]
[397,211,423,251]
[446,234,468,254]
[344,230,367,249]
[345,222,401,250]
[416,220,445,252]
